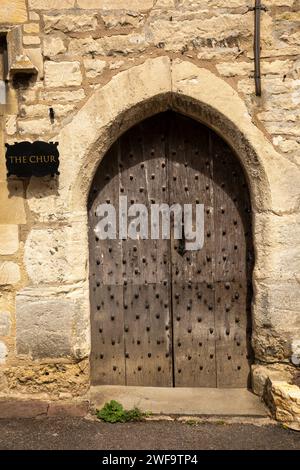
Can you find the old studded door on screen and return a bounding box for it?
[89,112,254,388]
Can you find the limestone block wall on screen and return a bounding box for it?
[0,0,299,399]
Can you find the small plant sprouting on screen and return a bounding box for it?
[96,400,145,423]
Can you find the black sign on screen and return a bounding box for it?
[5,141,60,177]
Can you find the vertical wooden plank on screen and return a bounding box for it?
[89,143,126,385]
[212,132,253,388]
[169,113,217,387]
[119,115,173,385]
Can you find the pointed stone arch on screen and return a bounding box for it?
[50,56,299,366]
[55,57,278,213]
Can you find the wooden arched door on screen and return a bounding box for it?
[88,112,254,388]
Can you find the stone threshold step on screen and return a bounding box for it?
[90,386,268,417]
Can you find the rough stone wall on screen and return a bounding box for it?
[0,0,299,399]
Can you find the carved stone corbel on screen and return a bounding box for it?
[6,26,38,79]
